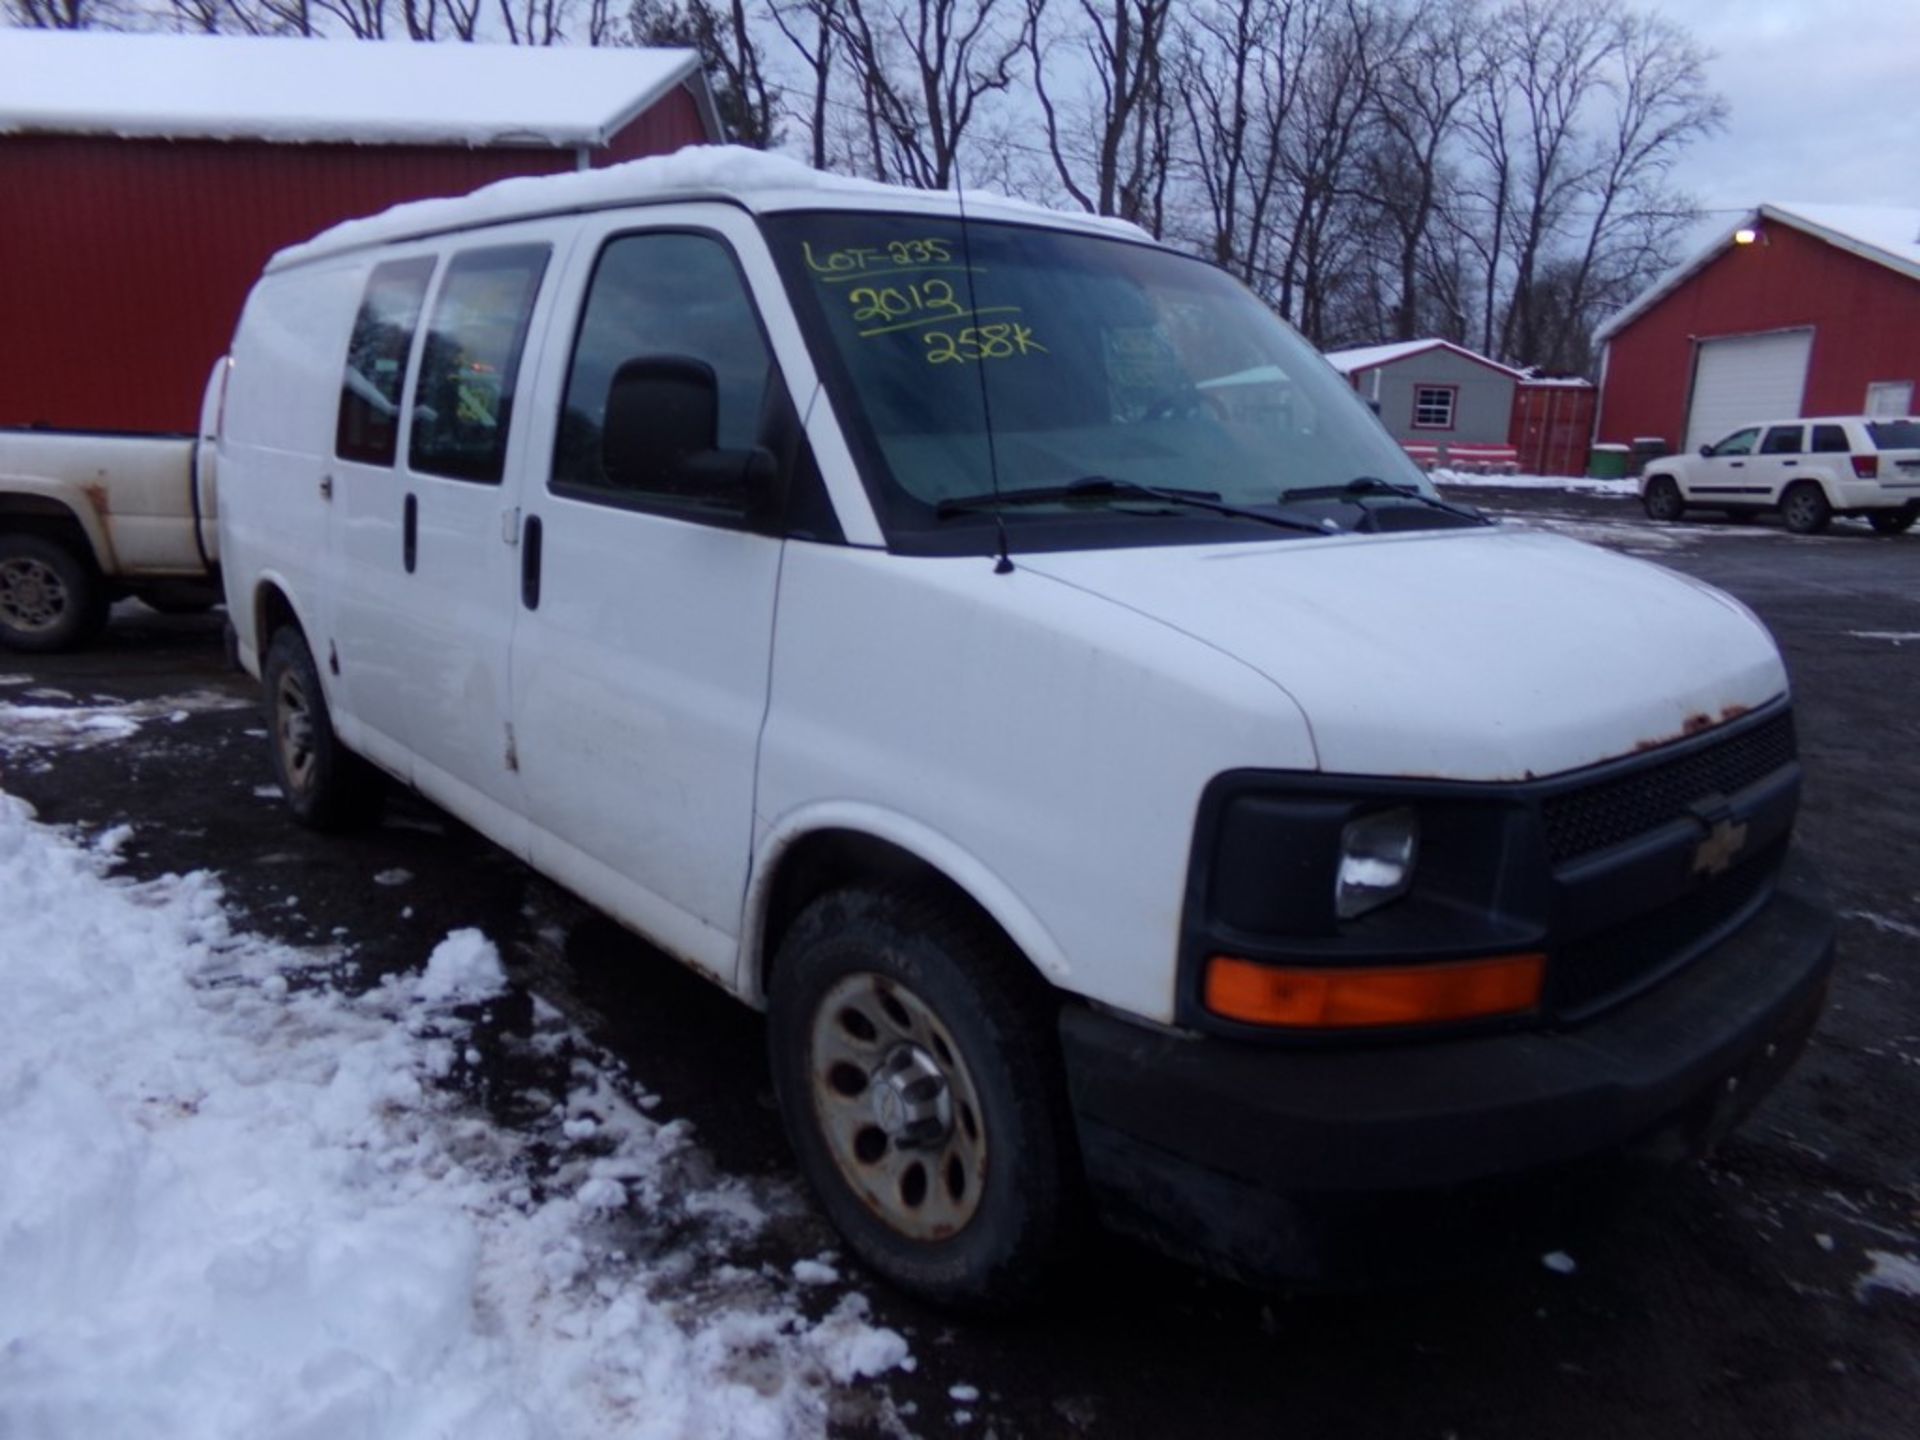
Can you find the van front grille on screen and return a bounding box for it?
[1541,712,1796,864]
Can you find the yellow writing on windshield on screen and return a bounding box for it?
[804,237,957,278]
[925,323,1049,365]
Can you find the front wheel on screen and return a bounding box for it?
[0,533,109,653]
[1780,482,1832,535]
[767,885,1080,1310]
[1868,508,1916,535]
[262,626,382,831]
[1642,475,1685,522]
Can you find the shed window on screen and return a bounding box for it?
[337,256,435,467]
[1411,385,1457,430]
[409,244,550,484]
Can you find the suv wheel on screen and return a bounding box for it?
[767,884,1080,1310]
[1780,482,1832,535]
[1642,476,1684,522]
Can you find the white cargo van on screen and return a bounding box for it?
[219,148,1834,1306]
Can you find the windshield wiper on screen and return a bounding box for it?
[1280,475,1491,525]
[936,476,1331,535]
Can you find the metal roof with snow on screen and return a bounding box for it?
[1595,202,1920,342]
[1322,338,1522,379]
[0,29,711,150]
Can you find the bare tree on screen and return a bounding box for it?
[1360,0,1481,338]
[831,0,1026,187]
[312,0,387,36]
[769,0,837,164]
[630,1,779,144]
[1026,0,1174,233]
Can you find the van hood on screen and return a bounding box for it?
[1020,526,1786,781]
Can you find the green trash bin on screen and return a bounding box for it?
[1588,443,1630,480]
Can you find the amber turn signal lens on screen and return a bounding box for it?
[1204,953,1545,1029]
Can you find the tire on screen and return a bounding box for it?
[0,533,109,653]
[262,626,382,831]
[767,884,1081,1310]
[1642,475,1684,522]
[1780,482,1832,535]
[1868,509,1916,535]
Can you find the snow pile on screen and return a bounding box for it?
[1856,1251,1920,1304]
[0,792,907,1439]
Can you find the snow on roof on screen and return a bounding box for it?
[1595,202,1920,342]
[0,30,707,150]
[1322,338,1521,378]
[270,143,1153,270]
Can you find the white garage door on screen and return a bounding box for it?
[1685,330,1813,450]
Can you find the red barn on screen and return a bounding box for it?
[0,29,719,435]
[1595,204,1920,454]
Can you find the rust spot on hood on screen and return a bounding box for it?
[1635,703,1752,753]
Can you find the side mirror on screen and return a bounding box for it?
[1698,444,1712,457]
[602,356,721,492]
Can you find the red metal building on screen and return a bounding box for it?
[1595,204,1920,453]
[0,30,719,435]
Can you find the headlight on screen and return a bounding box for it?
[1336,807,1418,919]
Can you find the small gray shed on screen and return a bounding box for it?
[1323,339,1521,467]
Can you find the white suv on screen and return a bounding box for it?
[1641,417,1920,534]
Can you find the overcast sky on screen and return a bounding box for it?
[1663,0,1920,216]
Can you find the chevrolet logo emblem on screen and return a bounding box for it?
[1692,817,1749,877]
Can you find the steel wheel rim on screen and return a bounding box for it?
[808,971,989,1242]
[1785,491,1821,528]
[275,669,319,794]
[0,556,67,632]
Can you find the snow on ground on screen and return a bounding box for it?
[0,792,909,1440]
[0,689,248,755]
[1431,469,1639,496]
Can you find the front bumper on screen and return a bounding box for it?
[1060,847,1834,1287]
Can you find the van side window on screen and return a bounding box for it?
[1810,424,1851,453]
[409,244,550,484]
[1760,425,1803,455]
[552,232,772,513]
[337,256,435,466]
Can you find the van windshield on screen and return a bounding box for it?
[766,211,1433,552]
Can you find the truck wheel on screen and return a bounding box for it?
[0,533,109,653]
[1642,476,1684,522]
[1780,482,1832,535]
[1868,509,1916,535]
[262,626,382,831]
[767,885,1079,1310]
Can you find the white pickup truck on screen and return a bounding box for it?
[0,359,226,652]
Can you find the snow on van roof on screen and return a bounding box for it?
[269,144,1152,270]
[0,29,704,150]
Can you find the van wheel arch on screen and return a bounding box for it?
[758,830,1048,1004]
[252,581,303,668]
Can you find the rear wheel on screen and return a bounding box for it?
[1642,475,1684,522]
[1868,508,1916,535]
[262,626,382,830]
[767,884,1080,1310]
[1780,482,1832,535]
[0,533,108,653]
